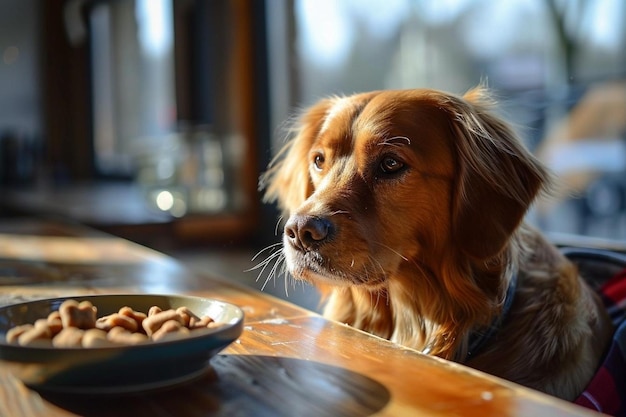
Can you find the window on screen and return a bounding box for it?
[91,0,177,178]
[87,0,267,224]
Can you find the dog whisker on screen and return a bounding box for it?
[249,242,283,263]
[360,255,385,286]
[248,254,283,282]
[260,270,274,291]
[369,255,386,278]
[283,267,290,297]
[246,244,286,291]
[260,249,288,291]
[261,253,286,291]
[369,281,388,310]
[274,215,284,236]
[372,242,409,262]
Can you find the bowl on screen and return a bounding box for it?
[0,294,244,394]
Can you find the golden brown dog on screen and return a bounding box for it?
[259,87,613,401]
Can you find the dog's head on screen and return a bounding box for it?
[261,87,548,292]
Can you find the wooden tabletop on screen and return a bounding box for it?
[0,218,603,417]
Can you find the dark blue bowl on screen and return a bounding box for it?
[0,294,244,394]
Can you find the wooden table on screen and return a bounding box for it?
[0,218,603,417]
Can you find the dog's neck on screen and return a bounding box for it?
[464,270,517,360]
[322,231,522,361]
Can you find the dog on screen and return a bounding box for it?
[259,86,613,401]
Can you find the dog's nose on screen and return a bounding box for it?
[284,215,333,250]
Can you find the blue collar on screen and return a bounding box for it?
[465,272,518,361]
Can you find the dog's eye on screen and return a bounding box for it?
[313,154,325,171]
[380,156,404,174]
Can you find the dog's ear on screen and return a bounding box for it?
[448,87,549,260]
[260,98,335,213]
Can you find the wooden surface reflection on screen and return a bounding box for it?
[38,356,390,417]
[0,219,603,416]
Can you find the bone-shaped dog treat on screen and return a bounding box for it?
[46,312,64,335]
[189,315,217,330]
[118,306,147,326]
[176,306,199,327]
[82,328,116,348]
[151,319,190,342]
[107,326,149,345]
[148,306,162,316]
[53,327,85,348]
[6,324,34,344]
[59,300,97,329]
[142,309,184,336]
[17,325,53,347]
[96,313,139,332]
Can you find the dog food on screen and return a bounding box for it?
[5,300,222,348]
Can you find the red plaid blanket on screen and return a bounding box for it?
[575,268,626,416]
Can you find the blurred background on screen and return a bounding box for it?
[1,0,625,311]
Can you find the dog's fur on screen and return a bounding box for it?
[260,87,613,401]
